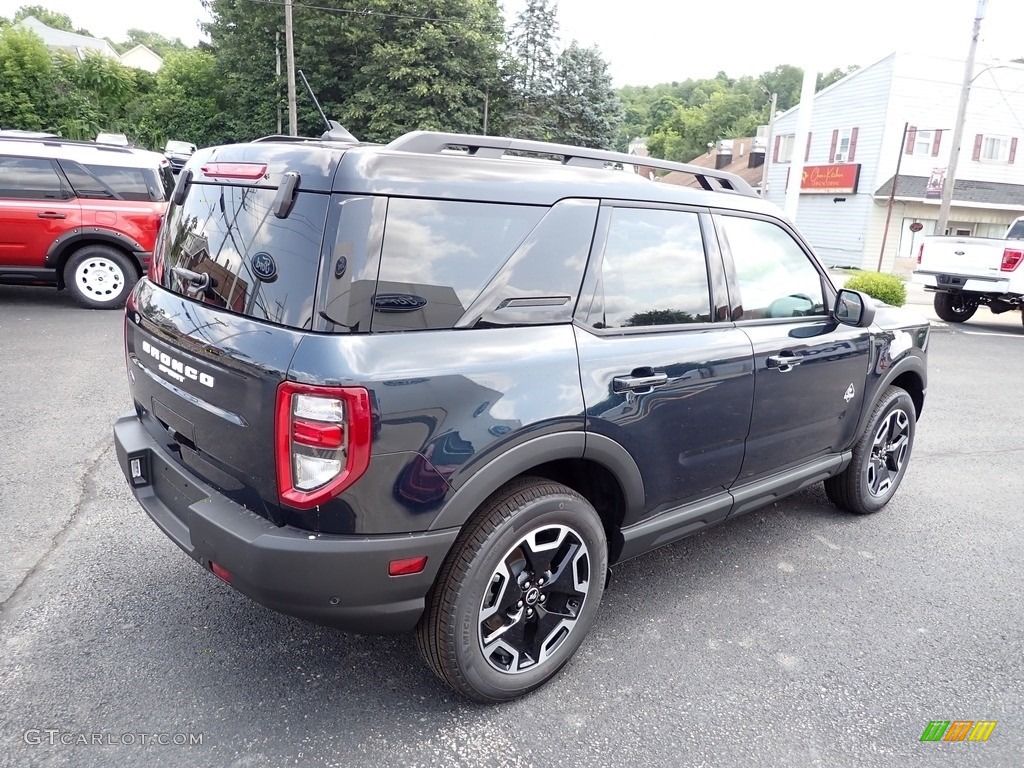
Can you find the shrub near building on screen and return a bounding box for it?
[843,272,907,307]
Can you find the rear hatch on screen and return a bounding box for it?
[125,145,340,525]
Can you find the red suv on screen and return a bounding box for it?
[0,136,173,308]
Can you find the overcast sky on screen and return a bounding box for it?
[3,0,1023,86]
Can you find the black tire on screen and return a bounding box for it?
[825,386,916,514]
[416,477,607,703]
[63,245,138,309]
[933,291,978,323]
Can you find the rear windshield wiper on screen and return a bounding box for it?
[172,267,219,295]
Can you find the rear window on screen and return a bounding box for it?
[155,183,328,329]
[1007,219,1024,240]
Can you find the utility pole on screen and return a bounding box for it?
[878,122,909,272]
[275,30,282,135]
[937,0,987,234]
[285,0,297,136]
[759,90,777,197]
[785,66,816,220]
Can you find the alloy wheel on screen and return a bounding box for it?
[866,408,910,497]
[478,524,591,674]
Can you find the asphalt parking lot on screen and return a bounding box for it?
[1,280,1022,767]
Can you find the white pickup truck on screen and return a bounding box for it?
[913,217,1024,325]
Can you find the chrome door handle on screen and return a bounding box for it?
[766,354,803,372]
[612,373,668,392]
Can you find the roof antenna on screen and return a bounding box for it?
[297,69,357,142]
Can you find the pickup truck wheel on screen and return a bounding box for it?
[416,477,607,703]
[64,245,138,309]
[825,386,916,514]
[933,292,978,322]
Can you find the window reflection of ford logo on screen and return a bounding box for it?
[373,293,427,312]
[251,252,278,282]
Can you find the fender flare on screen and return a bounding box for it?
[426,431,646,532]
[856,353,927,438]
[45,229,149,273]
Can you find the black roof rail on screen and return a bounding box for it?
[0,135,136,154]
[385,131,757,197]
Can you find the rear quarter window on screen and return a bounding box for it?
[372,199,545,332]
[60,160,172,202]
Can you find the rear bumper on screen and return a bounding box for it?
[913,272,1012,294]
[113,415,458,633]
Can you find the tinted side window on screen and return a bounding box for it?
[373,199,544,332]
[0,156,67,200]
[156,183,328,329]
[585,207,712,329]
[716,215,827,320]
[85,165,157,201]
[59,161,170,202]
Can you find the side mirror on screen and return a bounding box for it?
[834,289,876,328]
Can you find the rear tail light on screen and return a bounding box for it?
[916,243,924,265]
[1001,248,1023,272]
[275,382,372,509]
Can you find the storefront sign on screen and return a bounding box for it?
[800,163,861,194]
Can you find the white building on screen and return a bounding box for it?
[15,16,120,60]
[118,44,164,74]
[15,16,163,72]
[763,52,1024,272]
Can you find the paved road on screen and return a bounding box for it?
[1,282,1022,767]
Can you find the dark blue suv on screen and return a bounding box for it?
[113,130,928,702]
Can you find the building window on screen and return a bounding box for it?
[831,127,859,162]
[774,134,794,163]
[913,130,933,156]
[978,135,1011,162]
[904,127,942,157]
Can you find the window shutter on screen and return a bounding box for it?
[972,134,983,161]
[773,135,781,162]
[849,127,859,162]
[1010,138,1018,164]
[829,130,838,162]
[905,126,917,154]
[805,132,812,162]
[932,130,942,156]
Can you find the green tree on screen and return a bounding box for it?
[114,28,190,57]
[13,5,92,36]
[133,50,235,148]
[505,0,559,139]
[202,0,504,143]
[0,26,54,130]
[551,41,622,149]
[344,0,504,142]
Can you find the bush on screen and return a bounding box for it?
[842,272,907,307]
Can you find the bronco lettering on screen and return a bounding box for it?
[141,340,214,388]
